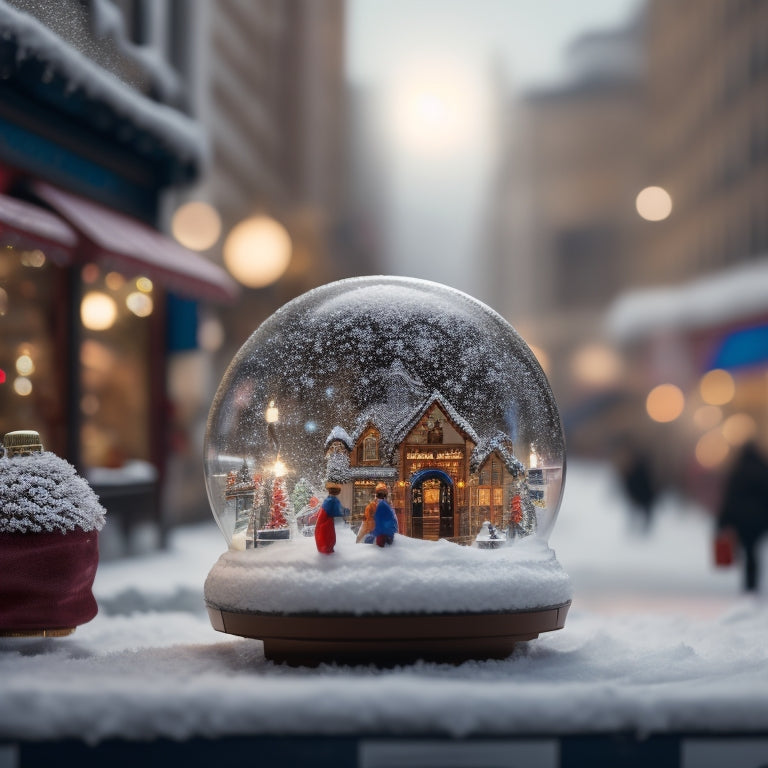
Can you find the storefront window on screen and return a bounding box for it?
[79,265,152,471]
[0,245,65,453]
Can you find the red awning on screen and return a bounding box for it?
[0,192,76,264]
[31,182,238,303]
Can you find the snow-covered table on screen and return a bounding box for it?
[1,463,767,767]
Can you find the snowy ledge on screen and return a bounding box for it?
[204,527,572,615]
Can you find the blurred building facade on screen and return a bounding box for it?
[0,0,237,550]
[493,0,768,504]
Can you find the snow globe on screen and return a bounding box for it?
[204,276,571,663]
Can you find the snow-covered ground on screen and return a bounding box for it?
[1,461,766,744]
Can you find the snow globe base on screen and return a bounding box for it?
[206,601,571,666]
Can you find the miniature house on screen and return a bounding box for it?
[323,364,539,544]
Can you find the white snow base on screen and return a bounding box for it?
[204,525,572,615]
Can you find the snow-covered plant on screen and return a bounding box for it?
[0,452,106,534]
[325,450,351,485]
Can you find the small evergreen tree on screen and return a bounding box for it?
[266,476,289,529]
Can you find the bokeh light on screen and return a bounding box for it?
[693,404,723,431]
[136,277,153,293]
[570,343,622,387]
[721,413,757,446]
[126,291,154,317]
[13,377,32,397]
[223,215,292,288]
[15,354,35,376]
[695,429,730,469]
[171,201,222,251]
[81,291,118,331]
[699,369,735,406]
[646,383,685,423]
[635,186,673,221]
[105,271,125,291]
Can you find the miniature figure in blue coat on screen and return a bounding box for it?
[371,482,398,547]
[315,482,346,554]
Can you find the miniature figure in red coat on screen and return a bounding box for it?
[371,482,398,547]
[315,482,346,554]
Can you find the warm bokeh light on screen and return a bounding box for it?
[126,291,154,317]
[198,316,225,352]
[20,249,45,268]
[693,404,722,431]
[646,383,685,423]
[80,393,100,416]
[81,263,100,284]
[13,376,32,397]
[136,277,153,293]
[722,413,757,446]
[635,186,673,221]
[105,271,125,291]
[171,201,222,251]
[15,354,35,376]
[695,429,730,469]
[265,400,279,424]
[0,287,7,316]
[699,368,735,405]
[223,215,292,288]
[273,459,287,477]
[570,343,622,387]
[81,291,118,331]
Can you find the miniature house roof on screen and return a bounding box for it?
[389,390,480,451]
[324,426,354,452]
[470,432,524,476]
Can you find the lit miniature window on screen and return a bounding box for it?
[478,488,490,506]
[493,487,503,507]
[363,434,378,461]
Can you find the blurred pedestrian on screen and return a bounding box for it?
[717,440,768,592]
[617,445,657,532]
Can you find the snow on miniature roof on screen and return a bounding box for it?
[470,432,524,475]
[606,256,768,343]
[324,426,353,452]
[0,452,106,534]
[0,3,205,167]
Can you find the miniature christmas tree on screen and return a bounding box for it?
[266,476,289,530]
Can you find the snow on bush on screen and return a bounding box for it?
[0,452,106,534]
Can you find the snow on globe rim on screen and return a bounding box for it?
[204,275,565,550]
[203,276,571,663]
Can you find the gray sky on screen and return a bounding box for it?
[345,0,641,302]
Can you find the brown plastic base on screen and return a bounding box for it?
[207,601,570,665]
[0,627,75,638]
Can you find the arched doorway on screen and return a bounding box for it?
[410,468,454,540]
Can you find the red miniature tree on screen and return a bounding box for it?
[266,476,289,529]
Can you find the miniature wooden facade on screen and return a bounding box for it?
[326,392,535,544]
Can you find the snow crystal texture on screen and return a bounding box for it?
[0,452,106,533]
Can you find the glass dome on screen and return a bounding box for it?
[204,276,565,551]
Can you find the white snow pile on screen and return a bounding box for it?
[205,527,572,615]
[0,452,106,533]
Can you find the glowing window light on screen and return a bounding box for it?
[126,291,153,317]
[171,201,222,251]
[81,291,118,331]
[646,383,685,423]
[695,430,730,469]
[722,413,757,446]
[13,377,32,397]
[700,369,735,406]
[15,354,35,376]
[136,277,153,293]
[693,404,722,431]
[223,215,292,288]
[636,186,673,221]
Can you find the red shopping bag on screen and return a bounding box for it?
[714,529,736,567]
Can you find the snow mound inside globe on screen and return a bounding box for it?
[204,276,568,615]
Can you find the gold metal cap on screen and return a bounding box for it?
[3,430,43,457]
